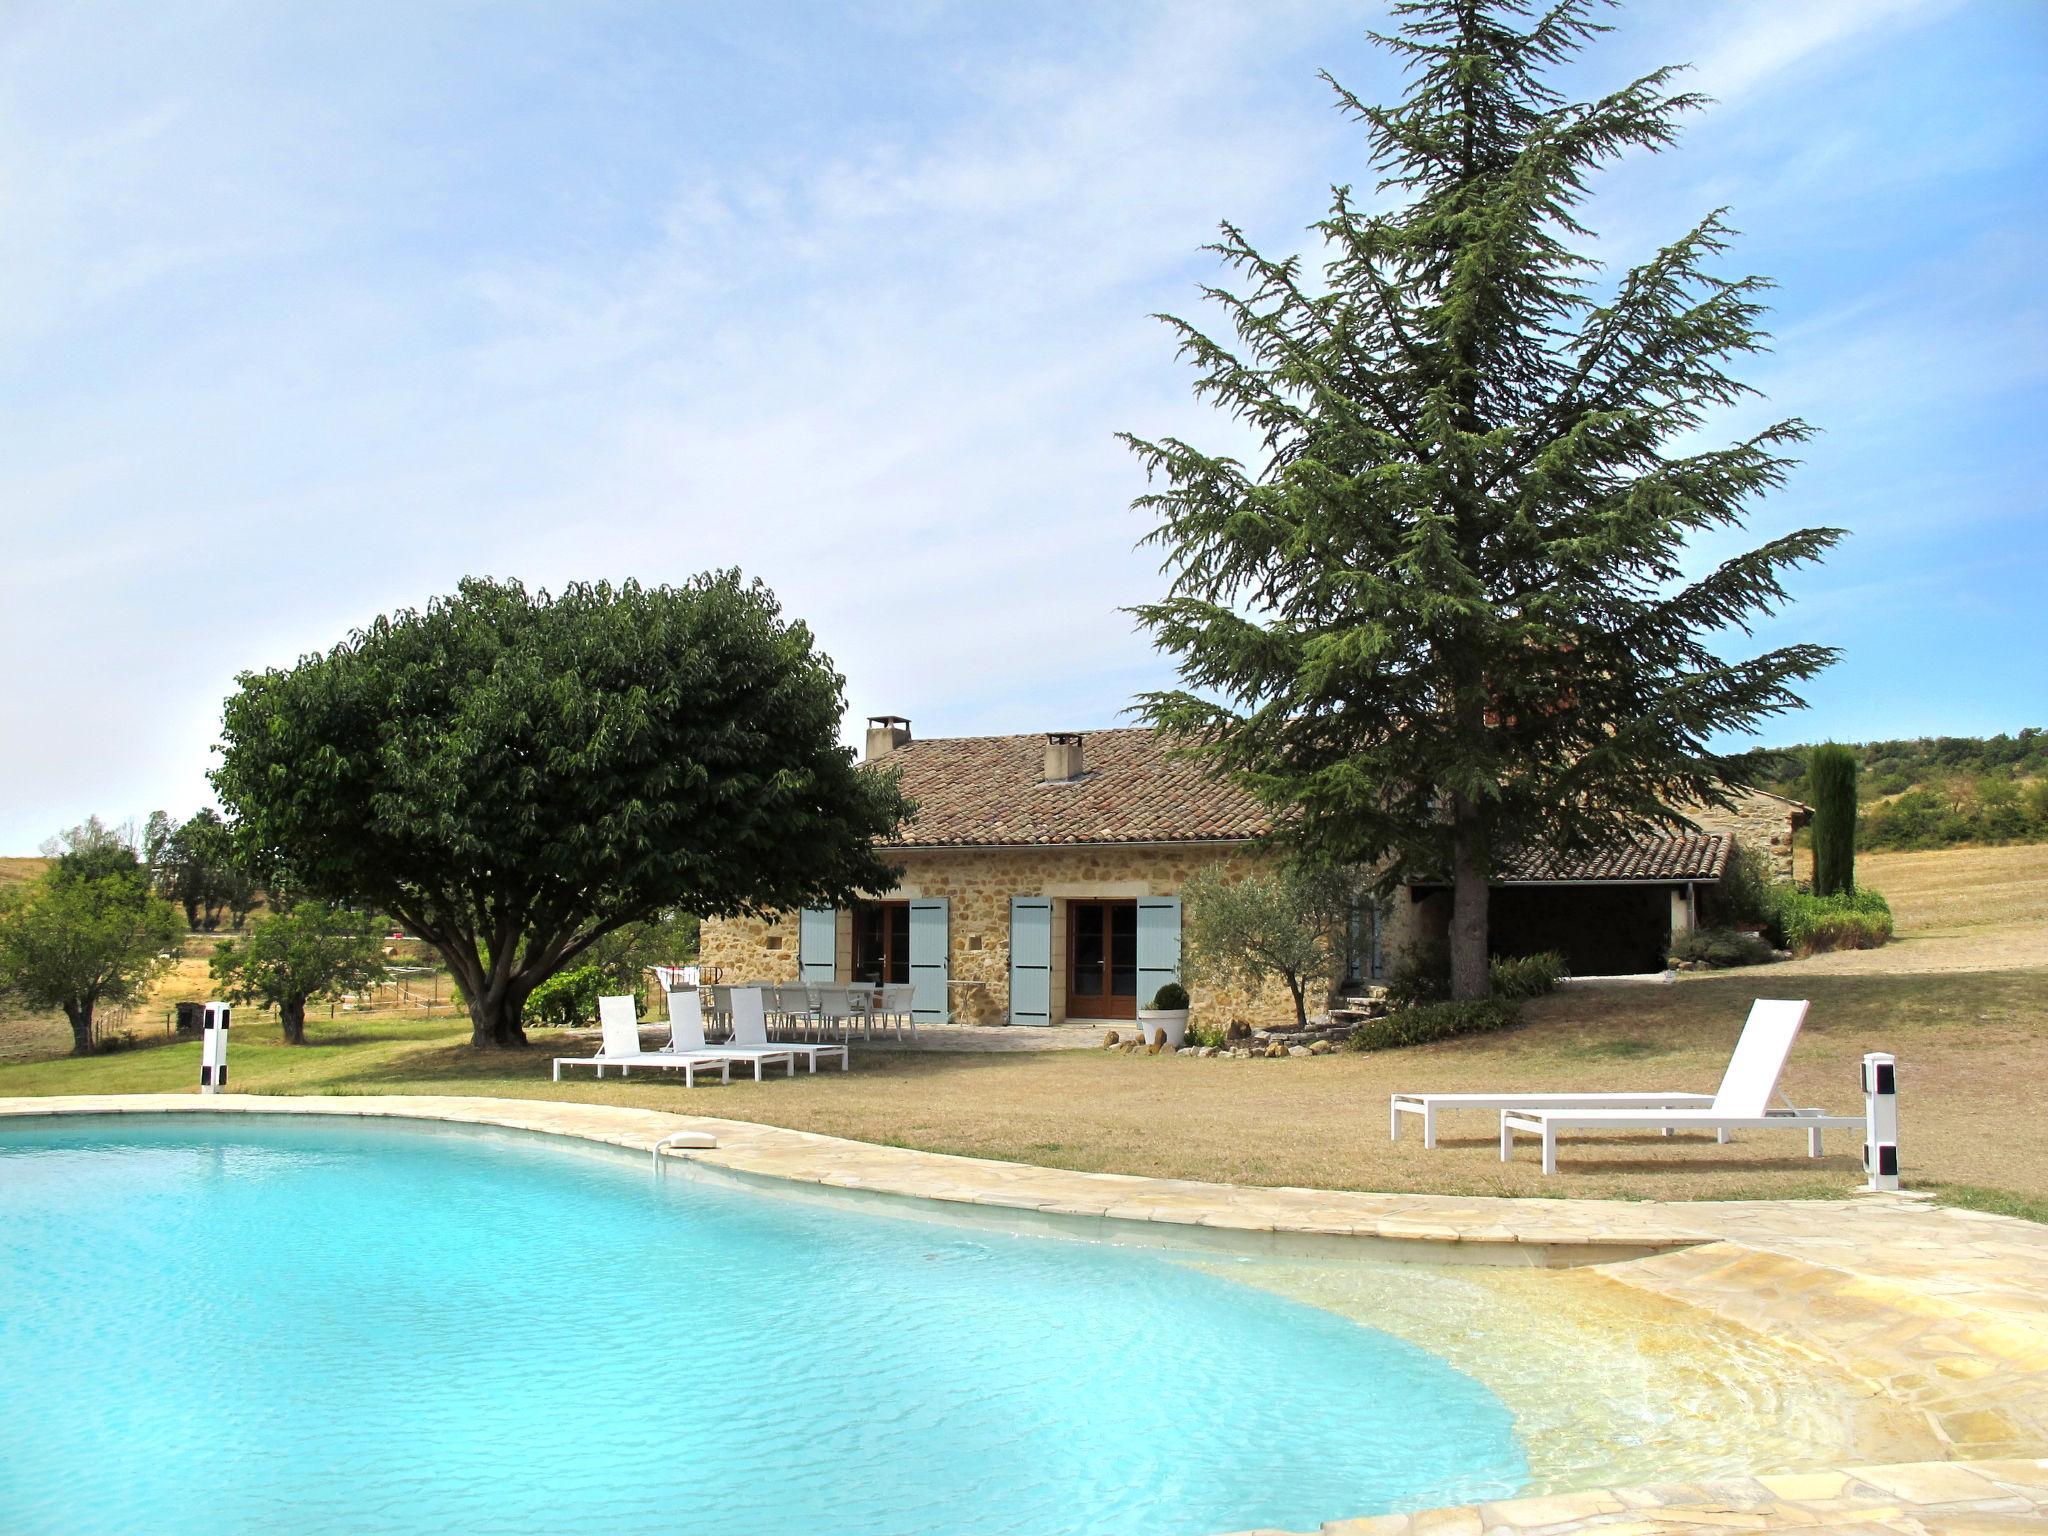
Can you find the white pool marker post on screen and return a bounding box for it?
[199,1001,231,1094]
[1862,1051,1898,1191]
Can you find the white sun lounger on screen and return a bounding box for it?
[664,988,798,1080]
[1391,997,1808,1148]
[1498,999,1865,1173]
[729,986,848,1072]
[552,998,731,1086]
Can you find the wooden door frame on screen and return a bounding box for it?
[851,900,913,985]
[1065,898,1138,1021]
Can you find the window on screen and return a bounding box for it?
[1068,900,1138,1019]
[852,901,912,985]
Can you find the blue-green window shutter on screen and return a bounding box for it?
[798,908,836,984]
[1135,896,1182,1007]
[909,898,950,1023]
[1008,897,1052,1025]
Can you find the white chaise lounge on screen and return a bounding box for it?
[729,987,848,1072]
[1498,998,1865,1174]
[664,988,798,1080]
[552,998,732,1086]
[1386,998,1821,1147]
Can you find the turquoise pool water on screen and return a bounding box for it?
[0,1117,1525,1535]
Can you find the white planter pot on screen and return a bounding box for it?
[1136,1008,1188,1048]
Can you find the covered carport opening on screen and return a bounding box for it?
[1487,882,1679,976]
[1407,834,1731,978]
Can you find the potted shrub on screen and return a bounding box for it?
[1138,982,1191,1048]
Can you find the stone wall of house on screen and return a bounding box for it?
[697,844,1376,1032]
[1684,788,1807,882]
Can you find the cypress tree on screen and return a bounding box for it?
[1808,743,1858,896]
[1128,0,1840,999]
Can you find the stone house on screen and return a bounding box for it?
[697,717,1809,1030]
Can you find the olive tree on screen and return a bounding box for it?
[1180,863,1359,1030]
[213,573,909,1048]
[0,863,183,1055]
[209,900,388,1044]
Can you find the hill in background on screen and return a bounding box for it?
[1756,730,2048,851]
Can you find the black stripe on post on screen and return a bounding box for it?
[200,1065,213,1086]
[1874,1062,1895,1095]
[218,1065,228,1087]
[1878,1144,1898,1177]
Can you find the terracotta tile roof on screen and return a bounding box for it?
[869,726,1733,884]
[870,728,1271,848]
[1493,834,1730,884]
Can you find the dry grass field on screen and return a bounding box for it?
[1,843,2041,1209]
[1788,842,2048,972]
[0,855,50,890]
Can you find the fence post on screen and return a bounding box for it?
[1862,1051,1898,1192]
[199,1001,231,1095]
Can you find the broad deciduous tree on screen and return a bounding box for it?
[1130,0,1839,998]
[214,573,908,1048]
[209,900,388,1045]
[0,862,182,1055]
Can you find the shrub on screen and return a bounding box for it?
[1348,997,1520,1052]
[1775,887,1892,954]
[1147,981,1190,1012]
[523,964,605,1027]
[1382,939,1450,1009]
[1488,951,1567,999]
[1183,1018,1227,1049]
[1697,840,1786,946]
[1669,927,1775,968]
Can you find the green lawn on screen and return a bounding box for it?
[4,967,2042,1207]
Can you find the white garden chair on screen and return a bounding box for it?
[664,989,797,1080]
[733,987,847,1072]
[553,997,730,1086]
[1496,999,1865,1173]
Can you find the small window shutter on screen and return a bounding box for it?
[1135,896,1182,1008]
[909,898,949,1023]
[1008,897,1052,1025]
[798,908,837,985]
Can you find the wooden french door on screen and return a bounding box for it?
[852,901,912,985]
[1067,900,1138,1020]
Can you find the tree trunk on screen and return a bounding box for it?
[1286,976,1309,1030]
[427,933,533,1049]
[1448,804,1490,1002]
[466,993,529,1049]
[62,1002,94,1057]
[280,997,308,1046]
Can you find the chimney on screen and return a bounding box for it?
[865,715,912,762]
[1043,731,1084,782]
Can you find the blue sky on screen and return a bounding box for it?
[2,0,2043,852]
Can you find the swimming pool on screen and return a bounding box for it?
[0,1117,1525,1535]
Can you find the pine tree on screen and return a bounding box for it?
[1128,0,1840,999]
[1808,743,1858,896]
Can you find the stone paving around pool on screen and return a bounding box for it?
[6,1092,2045,1535]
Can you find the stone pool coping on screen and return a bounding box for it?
[7,1092,2047,1534]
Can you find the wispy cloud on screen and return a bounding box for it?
[0,0,2043,848]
